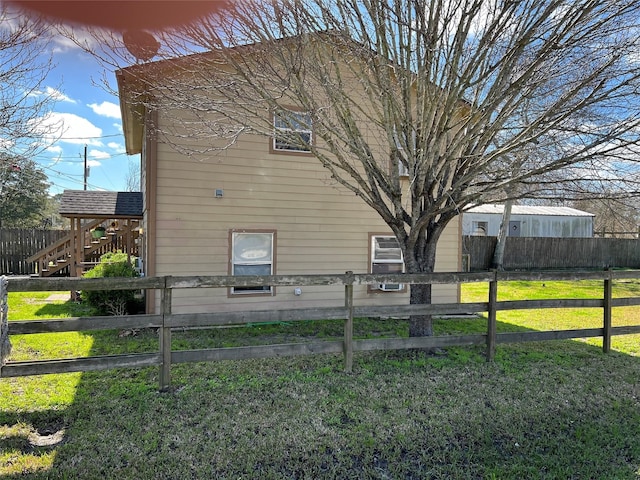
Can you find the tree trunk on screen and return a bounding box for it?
[409,283,433,336]
[491,200,513,270]
[406,231,440,337]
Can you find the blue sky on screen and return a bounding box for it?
[34,34,138,195]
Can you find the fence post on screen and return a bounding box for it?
[159,279,172,391]
[603,268,612,353]
[0,276,10,375]
[344,271,354,373]
[486,270,498,362]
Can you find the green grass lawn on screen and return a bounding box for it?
[463,279,640,356]
[1,281,640,479]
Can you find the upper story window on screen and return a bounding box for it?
[230,230,275,295]
[273,110,313,153]
[392,126,413,178]
[398,161,409,178]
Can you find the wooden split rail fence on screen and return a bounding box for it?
[2,270,640,391]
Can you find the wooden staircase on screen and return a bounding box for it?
[27,219,140,277]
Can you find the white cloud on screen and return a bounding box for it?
[34,112,103,146]
[0,137,15,149]
[87,160,102,167]
[107,141,125,153]
[29,86,76,103]
[88,101,121,119]
[89,149,111,159]
[51,35,84,54]
[47,145,63,154]
[51,27,100,53]
[47,87,76,103]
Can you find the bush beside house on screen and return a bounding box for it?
[81,252,143,315]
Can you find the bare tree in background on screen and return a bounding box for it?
[573,197,640,237]
[0,5,57,159]
[66,0,640,336]
[124,158,140,192]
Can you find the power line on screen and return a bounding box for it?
[2,157,123,194]
[38,164,120,191]
[55,133,123,140]
[5,151,134,193]
[32,152,130,162]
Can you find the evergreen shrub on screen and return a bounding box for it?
[81,251,142,315]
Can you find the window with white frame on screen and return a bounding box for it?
[273,110,312,152]
[371,235,405,291]
[392,126,413,178]
[398,161,410,177]
[230,231,275,294]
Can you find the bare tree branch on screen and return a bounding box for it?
[66,0,640,335]
[0,5,58,158]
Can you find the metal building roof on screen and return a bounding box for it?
[466,204,594,217]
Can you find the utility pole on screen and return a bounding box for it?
[83,144,87,190]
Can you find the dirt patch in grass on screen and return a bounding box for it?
[43,294,71,303]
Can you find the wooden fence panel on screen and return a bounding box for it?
[1,353,161,377]
[3,271,640,389]
[462,236,496,270]
[463,236,640,270]
[0,229,68,275]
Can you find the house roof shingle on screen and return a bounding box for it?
[59,190,143,218]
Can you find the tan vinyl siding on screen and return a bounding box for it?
[151,110,460,314]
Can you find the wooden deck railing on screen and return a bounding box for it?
[2,270,640,391]
[25,219,140,277]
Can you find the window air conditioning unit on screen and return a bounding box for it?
[378,283,403,291]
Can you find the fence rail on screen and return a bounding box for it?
[2,270,639,391]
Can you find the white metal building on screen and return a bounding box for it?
[463,205,594,238]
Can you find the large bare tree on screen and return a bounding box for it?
[1,6,58,237]
[0,5,57,159]
[70,0,640,336]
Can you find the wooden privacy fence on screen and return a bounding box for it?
[2,270,640,391]
[0,228,68,275]
[463,236,640,270]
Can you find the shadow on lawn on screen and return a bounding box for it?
[2,310,640,479]
[31,301,93,318]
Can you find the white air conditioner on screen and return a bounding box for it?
[378,283,403,291]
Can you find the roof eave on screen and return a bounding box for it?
[116,69,144,155]
[60,213,143,220]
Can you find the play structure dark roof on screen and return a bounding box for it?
[59,190,143,218]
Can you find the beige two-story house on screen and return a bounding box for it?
[116,37,461,315]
